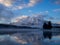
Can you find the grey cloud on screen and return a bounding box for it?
[51,0,60,4]
[0,4,14,23]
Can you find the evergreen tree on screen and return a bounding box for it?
[43,22,47,29]
[48,21,52,29]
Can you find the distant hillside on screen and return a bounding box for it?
[0,23,60,29]
[0,24,38,29]
[52,23,60,28]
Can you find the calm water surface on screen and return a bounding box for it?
[0,34,60,45]
[0,28,60,45]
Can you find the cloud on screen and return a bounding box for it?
[48,17,55,20]
[40,11,49,15]
[28,0,41,7]
[51,0,60,4]
[0,4,13,23]
[54,0,60,4]
[53,8,60,12]
[28,10,32,13]
[0,0,41,10]
[0,0,12,7]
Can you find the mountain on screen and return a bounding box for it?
[11,15,44,28]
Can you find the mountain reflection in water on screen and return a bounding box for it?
[0,29,60,45]
[0,32,43,45]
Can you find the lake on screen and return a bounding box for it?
[0,28,60,45]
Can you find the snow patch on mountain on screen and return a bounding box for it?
[11,14,44,28]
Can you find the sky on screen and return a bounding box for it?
[0,0,60,24]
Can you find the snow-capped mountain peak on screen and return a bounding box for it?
[11,15,44,28]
